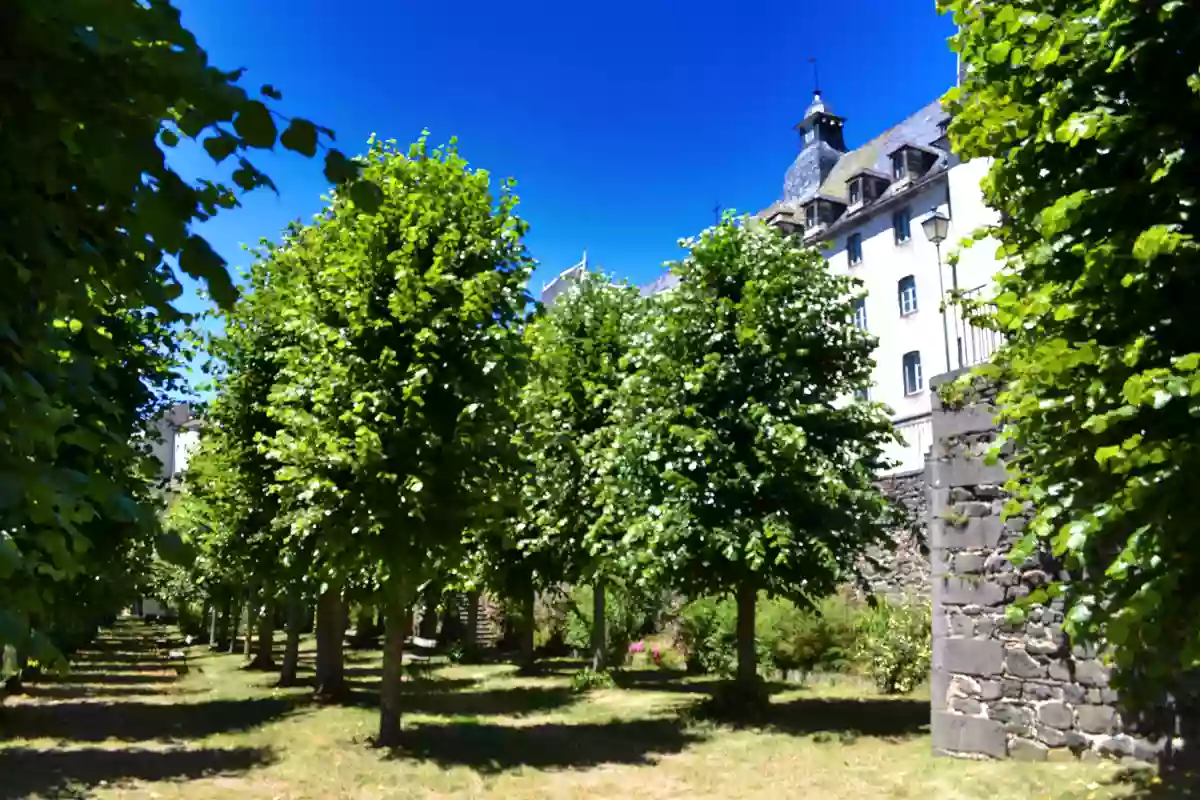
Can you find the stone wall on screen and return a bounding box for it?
[927,371,1162,762]
[867,468,931,597]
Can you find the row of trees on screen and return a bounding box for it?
[0,0,372,683]
[170,132,900,744]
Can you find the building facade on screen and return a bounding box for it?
[758,91,1001,474]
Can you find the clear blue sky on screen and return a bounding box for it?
[171,0,957,317]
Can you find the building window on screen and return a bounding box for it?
[848,179,862,205]
[903,351,923,395]
[804,127,816,145]
[852,297,867,329]
[805,203,817,228]
[893,206,911,244]
[847,233,863,266]
[854,386,870,402]
[898,275,918,316]
[891,152,907,180]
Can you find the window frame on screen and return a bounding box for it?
[898,275,918,316]
[805,203,817,228]
[847,233,863,266]
[902,351,924,396]
[891,151,908,180]
[852,297,867,330]
[893,206,911,244]
[848,178,862,205]
[854,386,870,402]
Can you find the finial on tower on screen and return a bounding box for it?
[806,57,828,116]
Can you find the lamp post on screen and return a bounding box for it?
[921,209,953,373]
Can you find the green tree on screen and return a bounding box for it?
[265,135,533,745]
[605,217,897,694]
[943,0,1200,731]
[518,271,647,671]
[0,0,369,666]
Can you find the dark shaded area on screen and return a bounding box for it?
[0,696,306,743]
[344,685,578,717]
[0,745,273,799]
[29,672,173,687]
[388,718,704,773]
[689,696,929,739]
[17,684,202,701]
[1111,765,1200,798]
[614,670,790,697]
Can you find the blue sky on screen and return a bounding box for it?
[172,0,957,317]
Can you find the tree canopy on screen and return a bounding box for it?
[944,0,1200,722]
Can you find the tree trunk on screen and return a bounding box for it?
[314,587,345,698]
[377,581,409,747]
[227,596,241,654]
[735,582,757,689]
[349,602,378,649]
[250,595,276,670]
[242,589,254,660]
[519,582,536,673]
[208,603,218,648]
[279,586,303,687]
[464,590,479,648]
[591,579,607,671]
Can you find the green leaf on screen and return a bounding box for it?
[261,84,283,100]
[280,119,319,158]
[203,133,239,164]
[986,41,1012,64]
[179,235,237,308]
[160,129,180,147]
[348,180,384,213]
[234,100,277,149]
[323,150,359,184]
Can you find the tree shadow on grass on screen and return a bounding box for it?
[344,685,578,717]
[1107,764,1200,798]
[388,717,704,773]
[0,745,274,799]
[17,684,204,701]
[0,696,306,743]
[694,696,929,740]
[614,670,791,697]
[32,672,175,688]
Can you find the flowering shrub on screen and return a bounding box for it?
[854,596,931,694]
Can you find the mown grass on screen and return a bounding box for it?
[0,621,1158,799]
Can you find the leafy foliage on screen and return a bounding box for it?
[943,0,1200,720]
[562,583,663,665]
[569,666,617,693]
[604,216,898,683]
[0,0,361,665]
[853,596,930,695]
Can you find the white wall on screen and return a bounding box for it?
[821,161,1000,473]
[173,429,200,477]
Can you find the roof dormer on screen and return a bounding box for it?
[845,169,891,211]
[888,144,940,185]
[801,196,847,237]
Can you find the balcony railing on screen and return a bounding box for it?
[948,284,1005,370]
[882,412,933,475]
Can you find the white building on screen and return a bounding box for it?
[539,252,590,306]
[757,90,1001,474]
[149,402,202,486]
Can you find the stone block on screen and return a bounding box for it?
[1026,639,1060,655]
[932,712,1007,759]
[975,617,997,638]
[988,701,1034,731]
[1065,731,1090,753]
[1075,659,1110,687]
[936,515,1004,550]
[949,613,975,637]
[1023,683,1061,702]
[984,552,1013,573]
[957,501,993,517]
[948,675,982,698]
[951,696,982,715]
[1005,647,1047,679]
[942,577,1006,606]
[1047,662,1070,682]
[978,680,1003,700]
[944,638,1004,677]
[974,483,1004,499]
[1077,705,1117,735]
[1038,702,1074,730]
[1037,724,1069,748]
[1021,569,1050,587]
[1003,678,1023,699]
[941,455,1009,488]
[935,403,999,438]
[1062,683,1087,704]
[955,553,985,574]
[1007,584,1031,601]
[1098,735,1136,758]
[1009,737,1049,761]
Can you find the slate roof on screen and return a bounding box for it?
[767,97,953,235]
[639,271,680,296]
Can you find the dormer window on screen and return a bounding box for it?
[848,179,862,206]
[891,152,908,180]
[805,203,817,228]
[890,145,938,182]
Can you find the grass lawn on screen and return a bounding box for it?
[0,621,1153,799]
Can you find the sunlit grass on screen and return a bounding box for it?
[0,622,1146,799]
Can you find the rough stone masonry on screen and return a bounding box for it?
[927,371,1165,763]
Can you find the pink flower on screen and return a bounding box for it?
[629,640,645,654]
[651,648,661,663]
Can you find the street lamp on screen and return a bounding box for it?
[921,209,954,373]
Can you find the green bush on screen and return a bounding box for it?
[675,595,739,676]
[678,592,864,680]
[854,596,931,694]
[563,583,663,665]
[570,666,616,693]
